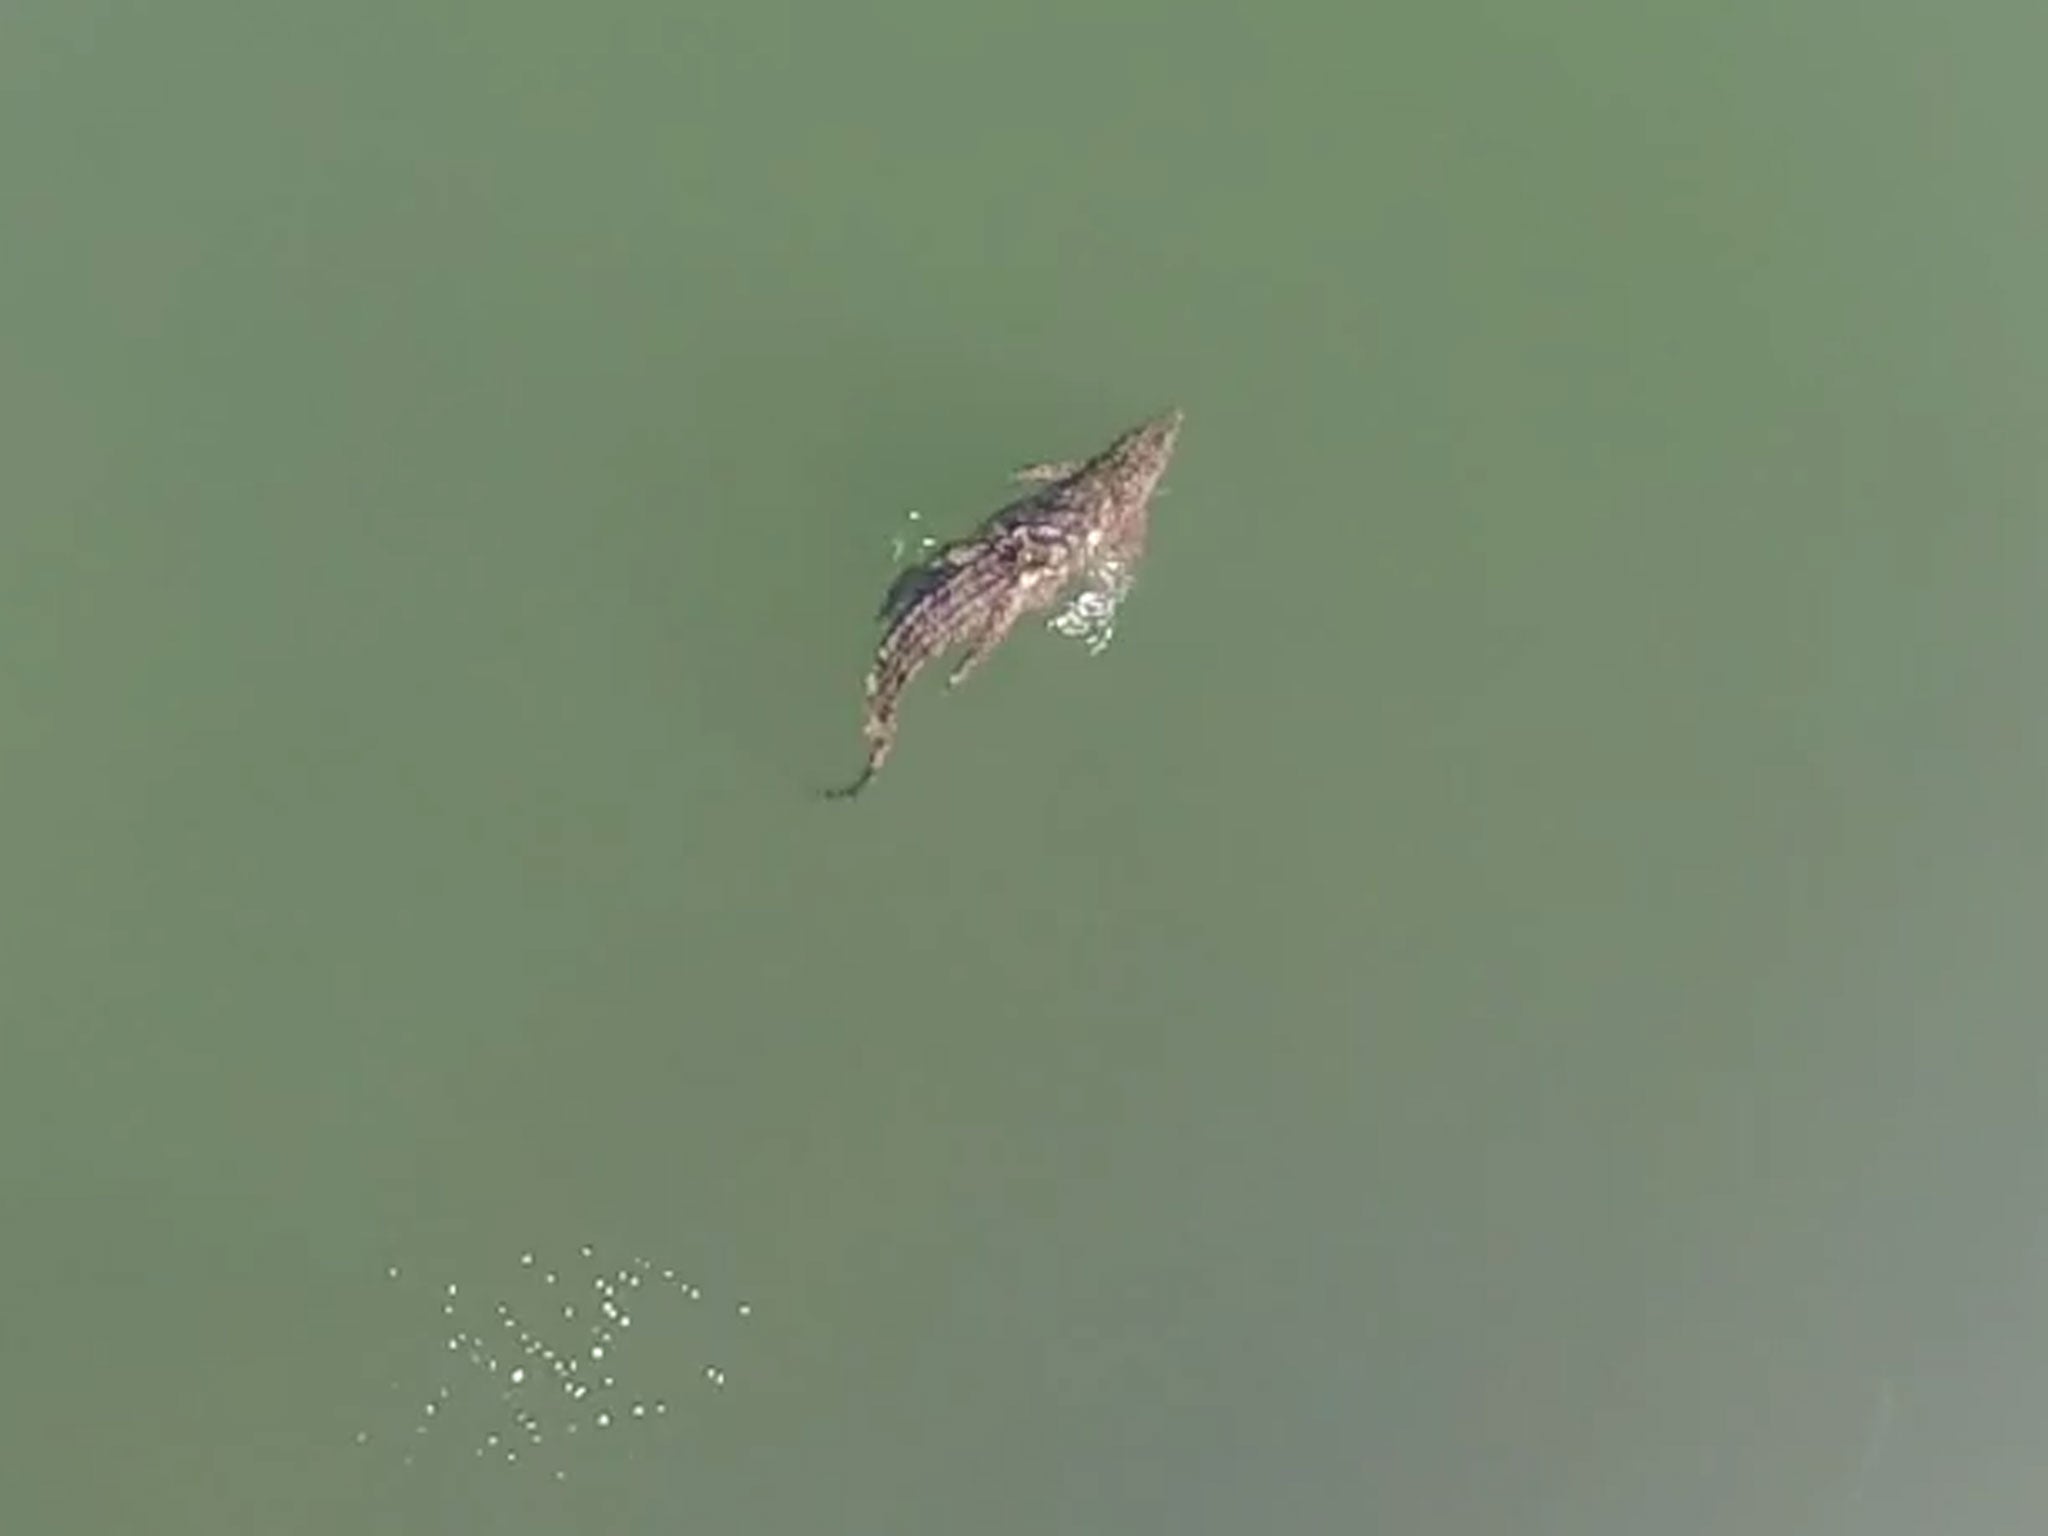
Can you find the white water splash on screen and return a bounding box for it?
[1048,555,1135,656]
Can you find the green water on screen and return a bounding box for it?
[5,1,2047,1531]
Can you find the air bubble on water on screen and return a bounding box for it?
[888,509,935,564]
[373,1238,753,1475]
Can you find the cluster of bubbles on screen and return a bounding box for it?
[1048,555,1134,657]
[360,1240,752,1481]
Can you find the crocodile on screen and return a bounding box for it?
[826,409,1183,799]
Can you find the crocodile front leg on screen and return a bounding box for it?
[947,557,1072,688]
[945,594,1029,689]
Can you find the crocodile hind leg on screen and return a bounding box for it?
[945,594,1031,689]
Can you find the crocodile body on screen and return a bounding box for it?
[827,409,1182,799]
